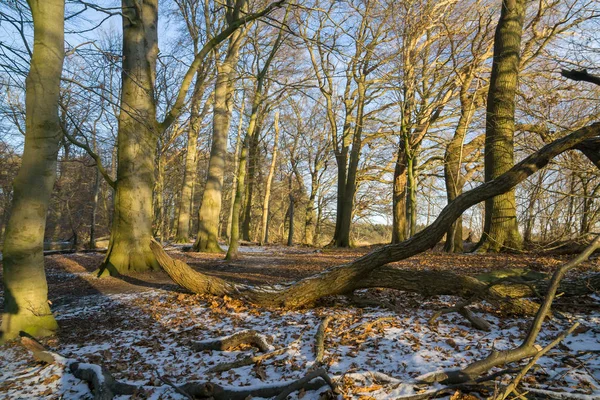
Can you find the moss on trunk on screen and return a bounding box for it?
[1,0,64,341]
[478,0,526,252]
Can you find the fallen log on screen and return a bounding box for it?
[421,235,600,385]
[150,123,600,309]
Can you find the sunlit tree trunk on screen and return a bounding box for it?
[194,30,244,253]
[286,176,295,247]
[523,171,545,244]
[226,98,245,240]
[1,0,64,340]
[100,0,161,275]
[260,112,279,246]
[406,155,418,237]
[175,79,204,243]
[477,0,526,252]
[304,172,318,246]
[225,129,249,259]
[392,140,408,243]
[443,93,475,252]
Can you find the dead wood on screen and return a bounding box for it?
[20,336,59,364]
[421,235,600,385]
[499,322,579,400]
[19,336,138,400]
[314,315,333,365]
[208,347,287,373]
[429,305,492,331]
[191,329,273,352]
[178,368,337,400]
[151,122,600,310]
[68,362,138,400]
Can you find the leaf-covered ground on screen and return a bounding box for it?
[0,245,599,399]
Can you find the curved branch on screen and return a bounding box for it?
[160,0,288,131]
[151,123,600,309]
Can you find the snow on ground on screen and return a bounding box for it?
[1,283,599,399]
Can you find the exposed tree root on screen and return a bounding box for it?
[191,329,273,352]
[20,336,138,400]
[176,368,337,400]
[208,347,287,373]
[20,334,337,400]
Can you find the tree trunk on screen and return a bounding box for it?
[406,156,418,237]
[523,171,545,244]
[225,131,249,259]
[242,121,260,241]
[443,103,472,253]
[330,151,348,246]
[392,140,408,244]
[175,79,204,243]
[260,112,279,246]
[89,160,100,249]
[1,0,64,340]
[226,97,245,240]
[477,0,526,252]
[194,31,244,253]
[304,173,318,246]
[151,122,600,309]
[154,154,165,243]
[100,0,160,275]
[287,181,295,247]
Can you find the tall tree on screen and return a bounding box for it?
[476,0,526,252]
[226,12,288,259]
[174,0,215,243]
[193,6,248,253]
[1,0,64,340]
[259,111,280,245]
[98,0,285,271]
[302,0,393,247]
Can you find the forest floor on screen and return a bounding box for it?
[0,244,599,399]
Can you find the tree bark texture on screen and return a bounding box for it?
[1,0,65,340]
[194,30,244,253]
[478,0,526,252]
[100,0,160,275]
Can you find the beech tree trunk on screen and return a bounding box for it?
[175,79,204,243]
[152,122,600,309]
[194,30,244,253]
[100,0,160,275]
[226,98,245,240]
[242,125,260,241]
[477,0,526,252]
[304,173,319,246]
[443,95,475,252]
[260,112,279,246]
[225,129,249,259]
[1,0,64,340]
[392,140,408,243]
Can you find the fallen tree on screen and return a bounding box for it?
[420,235,600,387]
[150,122,600,309]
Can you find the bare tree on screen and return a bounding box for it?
[1,0,64,340]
